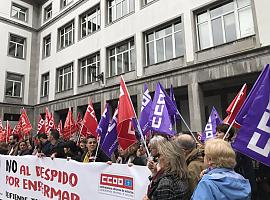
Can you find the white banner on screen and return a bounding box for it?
[0,155,151,200]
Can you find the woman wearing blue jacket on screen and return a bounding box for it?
[191,139,251,200]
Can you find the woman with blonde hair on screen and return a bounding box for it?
[144,140,190,200]
[191,139,251,200]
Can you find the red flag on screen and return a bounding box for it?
[57,120,63,136]
[12,125,21,137]
[37,115,45,134]
[223,84,247,128]
[45,107,55,134]
[0,118,3,130]
[76,112,83,132]
[82,101,98,138]
[117,77,137,150]
[5,120,11,143]
[62,108,77,139]
[19,109,32,135]
[0,119,5,142]
[45,107,51,134]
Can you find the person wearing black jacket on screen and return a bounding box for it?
[37,133,51,156]
[81,135,110,163]
[47,129,65,159]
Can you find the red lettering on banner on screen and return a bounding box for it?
[6,175,20,187]
[22,179,81,200]
[35,166,78,187]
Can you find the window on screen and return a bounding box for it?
[57,64,73,92]
[41,73,49,97]
[79,53,100,85]
[61,0,73,9]
[5,73,23,97]
[58,21,74,49]
[108,39,135,77]
[44,3,52,21]
[108,0,135,23]
[43,34,51,58]
[80,6,101,38]
[143,0,155,6]
[8,34,26,59]
[196,0,254,50]
[145,20,184,66]
[11,3,28,22]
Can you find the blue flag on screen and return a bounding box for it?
[101,108,119,158]
[233,64,270,166]
[139,83,152,135]
[96,103,110,144]
[170,85,181,124]
[149,82,175,136]
[201,106,223,142]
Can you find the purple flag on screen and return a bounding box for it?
[96,103,110,144]
[139,83,152,135]
[201,106,223,142]
[149,82,175,136]
[101,108,119,158]
[170,85,181,124]
[232,64,270,166]
[159,83,180,120]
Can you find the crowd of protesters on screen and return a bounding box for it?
[0,124,269,200]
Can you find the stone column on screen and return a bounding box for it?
[188,82,205,132]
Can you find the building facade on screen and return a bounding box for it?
[0,0,270,132]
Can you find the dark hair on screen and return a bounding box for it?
[64,140,78,152]
[11,134,19,142]
[37,133,48,140]
[216,124,235,141]
[50,129,60,140]
[86,135,96,140]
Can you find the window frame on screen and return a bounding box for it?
[43,34,51,58]
[107,0,135,23]
[79,5,101,39]
[108,38,135,77]
[11,3,28,22]
[195,0,254,50]
[8,33,26,59]
[44,3,52,22]
[56,63,73,92]
[79,52,100,86]
[61,0,73,9]
[5,73,23,98]
[58,21,74,50]
[144,19,183,66]
[41,73,49,97]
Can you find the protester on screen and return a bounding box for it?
[79,138,87,153]
[81,135,110,163]
[216,123,257,198]
[37,133,51,156]
[191,139,251,200]
[175,134,205,192]
[17,140,32,156]
[47,129,65,159]
[116,143,146,166]
[147,135,167,177]
[215,123,235,141]
[0,142,8,155]
[7,134,19,156]
[144,140,190,200]
[64,140,83,161]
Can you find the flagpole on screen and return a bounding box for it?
[176,110,198,142]
[94,136,101,162]
[121,76,150,157]
[223,84,246,140]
